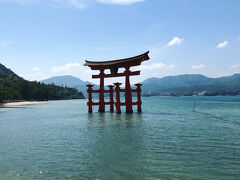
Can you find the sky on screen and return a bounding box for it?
[0,0,240,85]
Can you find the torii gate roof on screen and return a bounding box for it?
[84,51,150,70]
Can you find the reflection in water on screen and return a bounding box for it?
[85,112,145,179]
[87,112,143,128]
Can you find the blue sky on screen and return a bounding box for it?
[0,0,240,84]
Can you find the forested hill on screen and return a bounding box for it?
[141,74,240,96]
[0,63,84,103]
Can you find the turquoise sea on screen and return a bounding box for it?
[0,96,240,180]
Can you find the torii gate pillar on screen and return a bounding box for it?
[125,66,133,113]
[98,68,105,112]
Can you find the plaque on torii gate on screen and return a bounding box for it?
[84,51,150,113]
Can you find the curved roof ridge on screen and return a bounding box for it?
[85,51,149,64]
[84,51,150,69]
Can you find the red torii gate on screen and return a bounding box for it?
[84,51,150,113]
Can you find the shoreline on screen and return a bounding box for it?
[1,101,48,107]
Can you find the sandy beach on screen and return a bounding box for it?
[1,101,48,107]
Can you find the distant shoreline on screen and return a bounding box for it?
[0,101,48,107]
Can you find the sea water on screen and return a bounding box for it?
[0,96,240,179]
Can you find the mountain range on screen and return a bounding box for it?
[141,74,240,96]
[41,74,240,96]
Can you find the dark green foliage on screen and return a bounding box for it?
[0,63,84,103]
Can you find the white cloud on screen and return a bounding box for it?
[31,71,42,77]
[51,63,83,73]
[32,67,40,71]
[0,40,14,47]
[140,63,175,70]
[22,63,91,81]
[230,63,240,69]
[22,67,45,81]
[191,64,206,69]
[167,64,175,69]
[217,41,228,48]
[51,63,94,82]
[167,37,184,47]
[96,0,145,5]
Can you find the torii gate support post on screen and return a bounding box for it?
[108,85,114,112]
[114,82,122,114]
[125,67,133,113]
[87,84,94,113]
[135,83,142,113]
[99,69,105,112]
